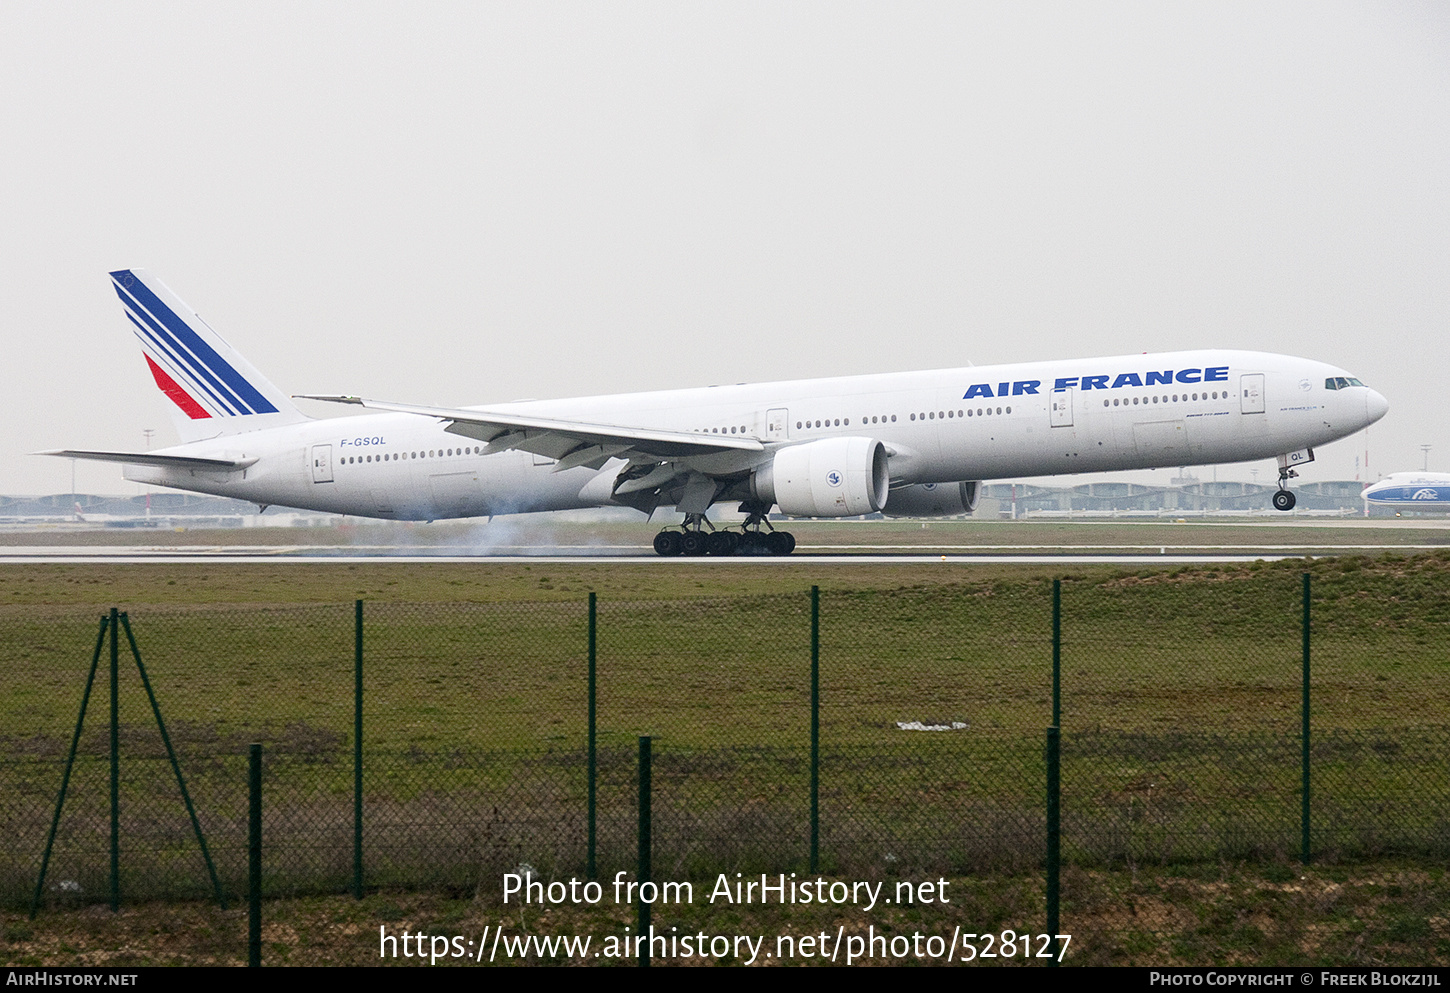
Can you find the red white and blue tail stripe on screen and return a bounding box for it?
[109,269,307,439]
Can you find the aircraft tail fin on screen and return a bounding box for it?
[108,268,310,442]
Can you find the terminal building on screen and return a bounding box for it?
[978,479,1386,517]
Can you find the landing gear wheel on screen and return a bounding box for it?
[766,530,796,555]
[680,530,710,556]
[737,531,765,555]
[707,531,739,556]
[653,531,682,556]
[1272,489,1296,512]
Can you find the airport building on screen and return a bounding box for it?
[3,478,1434,528]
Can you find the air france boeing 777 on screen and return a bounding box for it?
[45,269,1390,555]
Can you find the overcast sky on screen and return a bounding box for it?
[2,1,1446,495]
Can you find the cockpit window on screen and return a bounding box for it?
[1325,376,1365,390]
[1347,377,1364,387]
[1325,378,1339,390]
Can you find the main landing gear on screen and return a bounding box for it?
[652,509,797,556]
[1272,467,1298,512]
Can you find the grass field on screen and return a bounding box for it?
[2,548,1447,929]
[2,549,1447,746]
[4,515,1450,552]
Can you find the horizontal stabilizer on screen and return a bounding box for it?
[37,449,257,471]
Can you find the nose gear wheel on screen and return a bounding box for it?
[1272,466,1298,512]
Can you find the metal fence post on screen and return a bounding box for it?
[638,735,651,968]
[1046,725,1060,967]
[249,742,262,968]
[810,585,820,874]
[1302,572,1311,865]
[588,592,597,880]
[354,599,364,900]
[1052,579,1061,728]
[109,607,119,914]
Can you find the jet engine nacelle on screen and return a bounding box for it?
[882,481,981,517]
[751,437,890,517]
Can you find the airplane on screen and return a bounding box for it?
[1362,473,1450,511]
[42,269,1390,555]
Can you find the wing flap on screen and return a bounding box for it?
[296,395,764,459]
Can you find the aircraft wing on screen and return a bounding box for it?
[295,395,765,466]
[38,449,258,470]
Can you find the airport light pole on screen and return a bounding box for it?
[1422,445,1432,471]
[142,429,154,514]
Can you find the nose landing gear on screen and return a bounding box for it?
[1272,465,1298,512]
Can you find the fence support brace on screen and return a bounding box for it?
[120,613,226,910]
[31,610,225,918]
[30,615,108,920]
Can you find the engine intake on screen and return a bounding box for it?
[751,437,889,517]
[883,481,981,517]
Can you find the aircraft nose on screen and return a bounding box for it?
[1365,388,1389,425]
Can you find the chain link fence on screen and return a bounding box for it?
[3,558,1448,950]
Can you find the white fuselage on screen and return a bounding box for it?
[124,349,1388,520]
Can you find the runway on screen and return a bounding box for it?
[0,541,1439,565]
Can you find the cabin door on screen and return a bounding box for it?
[1240,374,1265,414]
[310,444,334,483]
